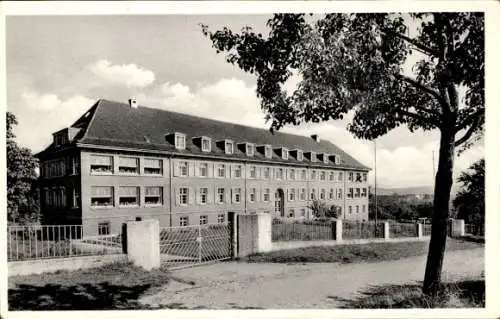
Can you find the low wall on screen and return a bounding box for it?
[8,254,127,277]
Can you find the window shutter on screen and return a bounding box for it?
[173,160,180,176]
[188,187,195,204]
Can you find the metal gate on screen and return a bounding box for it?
[160,222,233,269]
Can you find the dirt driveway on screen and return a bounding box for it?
[139,248,484,309]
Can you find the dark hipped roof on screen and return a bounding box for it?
[70,99,369,170]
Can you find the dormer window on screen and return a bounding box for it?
[201,137,211,152]
[246,143,255,157]
[282,148,289,160]
[225,140,234,154]
[323,153,329,164]
[330,154,341,165]
[265,145,272,158]
[53,131,68,147]
[173,133,186,150]
[297,150,303,161]
[311,151,317,162]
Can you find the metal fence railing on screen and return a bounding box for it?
[423,224,432,236]
[159,223,232,268]
[342,220,385,240]
[465,223,484,236]
[8,225,123,262]
[390,222,418,238]
[272,219,333,241]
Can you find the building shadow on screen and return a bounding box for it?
[327,280,485,308]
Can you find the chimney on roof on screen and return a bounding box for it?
[311,134,320,142]
[128,98,138,109]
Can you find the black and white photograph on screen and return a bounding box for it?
[2,1,499,317]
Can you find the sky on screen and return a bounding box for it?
[6,14,484,189]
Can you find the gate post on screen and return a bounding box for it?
[126,219,160,270]
[228,212,238,259]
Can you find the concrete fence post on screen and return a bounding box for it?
[125,219,160,270]
[228,212,238,259]
[416,223,423,238]
[383,222,390,239]
[332,219,343,241]
[451,219,465,238]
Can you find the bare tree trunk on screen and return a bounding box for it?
[423,124,456,296]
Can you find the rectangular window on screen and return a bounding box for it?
[320,171,326,180]
[300,208,306,217]
[199,163,208,177]
[329,188,334,200]
[263,188,270,202]
[355,188,361,198]
[217,214,225,223]
[199,188,208,204]
[363,172,368,182]
[179,161,189,177]
[356,173,363,182]
[297,150,303,161]
[201,137,211,152]
[311,152,317,162]
[289,169,295,180]
[275,168,283,180]
[338,172,343,181]
[217,187,225,204]
[249,166,257,178]
[263,167,270,179]
[91,186,114,207]
[233,188,241,203]
[234,165,242,178]
[320,189,326,200]
[356,205,359,214]
[362,188,367,197]
[329,172,334,181]
[337,188,343,199]
[72,157,80,175]
[282,148,289,160]
[118,156,139,174]
[59,187,66,208]
[217,164,226,178]
[98,222,110,236]
[311,170,316,180]
[348,172,354,181]
[145,187,163,206]
[246,143,255,156]
[288,209,295,218]
[200,215,208,225]
[180,216,189,227]
[90,155,113,174]
[72,188,80,208]
[179,187,188,205]
[289,188,296,201]
[349,206,352,214]
[301,169,306,180]
[175,133,186,150]
[362,205,366,213]
[119,186,139,206]
[310,189,316,200]
[44,188,51,206]
[300,188,306,201]
[348,188,354,198]
[249,188,256,202]
[264,145,272,158]
[323,154,329,164]
[144,158,163,175]
[225,140,234,154]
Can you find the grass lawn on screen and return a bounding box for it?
[330,279,485,308]
[244,237,484,264]
[8,262,177,310]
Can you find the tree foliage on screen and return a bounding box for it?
[369,193,433,221]
[202,12,484,296]
[309,200,341,219]
[452,158,484,226]
[7,112,39,224]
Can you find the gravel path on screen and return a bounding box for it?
[139,248,484,309]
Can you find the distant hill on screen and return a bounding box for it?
[373,185,460,198]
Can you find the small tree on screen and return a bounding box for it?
[7,112,39,224]
[453,158,484,233]
[309,200,329,218]
[202,12,484,296]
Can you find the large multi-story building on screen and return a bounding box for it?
[36,99,370,236]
